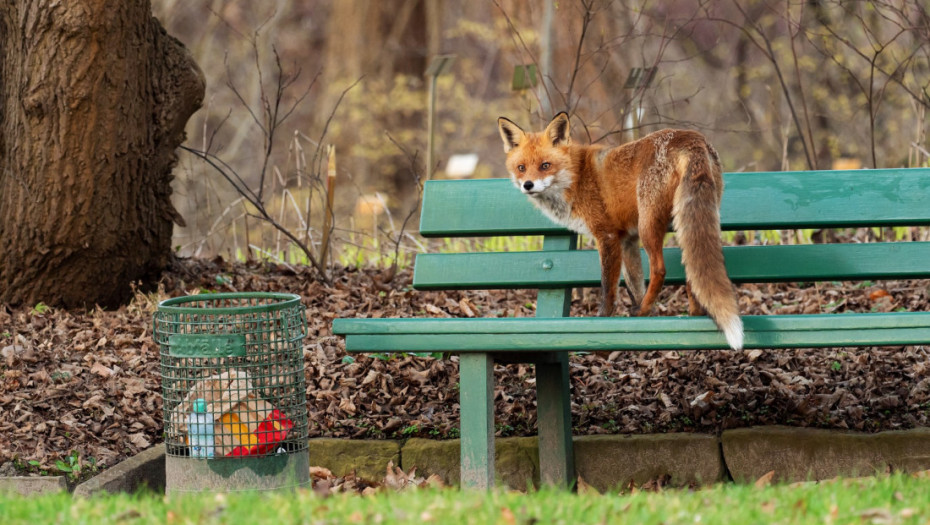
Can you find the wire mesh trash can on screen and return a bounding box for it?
[154,292,310,493]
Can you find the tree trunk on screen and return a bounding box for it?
[0,1,204,308]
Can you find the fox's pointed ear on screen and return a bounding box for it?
[544,112,571,146]
[498,117,525,153]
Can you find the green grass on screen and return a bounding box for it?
[233,225,930,274]
[3,474,930,524]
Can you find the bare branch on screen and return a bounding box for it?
[181,145,328,280]
[785,1,817,169]
[564,0,597,110]
[492,0,548,115]
[382,132,424,282]
[706,1,817,169]
[802,0,928,167]
[224,52,268,136]
[310,77,363,182]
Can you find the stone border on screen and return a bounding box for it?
[2,426,927,495]
[574,433,724,490]
[310,438,401,481]
[0,475,68,496]
[73,444,166,497]
[722,426,930,483]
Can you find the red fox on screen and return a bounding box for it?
[497,112,743,350]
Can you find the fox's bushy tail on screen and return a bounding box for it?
[672,150,743,350]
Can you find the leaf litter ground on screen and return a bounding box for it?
[1,256,928,486]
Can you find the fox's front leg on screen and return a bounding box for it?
[594,232,624,317]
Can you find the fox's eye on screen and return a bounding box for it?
[540,162,551,170]
[517,165,526,172]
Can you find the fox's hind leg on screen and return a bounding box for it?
[620,234,645,310]
[685,282,707,316]
[635,209,671,317]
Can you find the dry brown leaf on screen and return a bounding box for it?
[458,298,476,318]
[626,479,638,495]
[383,460,409,491]
[859,508,894,524]
[313,478,333,497]
[754,470,775,488]
[420,474,446,489]
[405,368,430,386]
[640,474,670,492]
[424,304,444,316]
[659,393,673,409]
[690,391,714,407]
[360,369,379,387]
[128,432,151,449]
[90,362,114,378]
[338,397,357,415]
[576,476,600,495]
[310,466,333,480]
[499,507,517,525]
[1,345,21,367]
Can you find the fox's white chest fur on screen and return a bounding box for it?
[530,190,591,235]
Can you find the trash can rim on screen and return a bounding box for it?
[157,292,302,315]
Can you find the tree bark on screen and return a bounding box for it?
[0,1,204,308]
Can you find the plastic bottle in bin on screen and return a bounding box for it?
[188,398,215,458]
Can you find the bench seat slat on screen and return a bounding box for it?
[419,169,930,237]
[413,242,930,289]
[333,313,930,352]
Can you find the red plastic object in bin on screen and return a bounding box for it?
[227,409,295,457]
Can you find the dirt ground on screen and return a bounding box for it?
[1,256,928,478]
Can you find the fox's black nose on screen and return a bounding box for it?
[523,180,534,191]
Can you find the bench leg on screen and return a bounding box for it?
[459,352,494,489]
[536,352,575,488]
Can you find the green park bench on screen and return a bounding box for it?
[332,167,930,489]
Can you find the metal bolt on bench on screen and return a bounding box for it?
[154,292,309,493]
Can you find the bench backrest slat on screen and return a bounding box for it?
[413,242,930,289]
[419,169,930,237]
